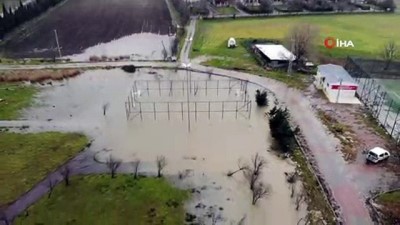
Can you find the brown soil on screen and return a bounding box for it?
[304,85,393,163]
[0,0,173,58]
[0,69,82,83]
[379,204,400,224]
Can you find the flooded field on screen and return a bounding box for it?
[0,0,173,59]
[21,69,307,224]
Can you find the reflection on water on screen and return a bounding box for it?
[66,33,174,62]
[23,69,307,224]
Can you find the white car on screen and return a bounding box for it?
[366,147,390,163]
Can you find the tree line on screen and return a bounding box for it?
[0,0,64,39]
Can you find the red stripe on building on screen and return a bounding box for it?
[331,85,357,90]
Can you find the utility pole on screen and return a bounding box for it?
[54,29,62,58]
[287,38,294,76]
[182,62,191,132]
[336,79,343,103]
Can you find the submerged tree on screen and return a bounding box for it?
[47,178,56,198]
[106,155,122,178]
[60,165,71,186]
[131,159,141,179]
[255,89,268,107]
[156,155,167,177]
[227,159,248,177]
[244,153,266,191]
[251,182,270,205]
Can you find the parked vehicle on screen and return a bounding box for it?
[366,147,390,163]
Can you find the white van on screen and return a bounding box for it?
[366,147,390,163]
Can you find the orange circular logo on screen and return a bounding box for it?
[324,37,336,49]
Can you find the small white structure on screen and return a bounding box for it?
[227,37,237,48]
[314,64,360,104]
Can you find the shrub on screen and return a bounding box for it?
[269,107,297,153]
[121,65,136,73]
[378,0,396,11]
[255,89,268,106]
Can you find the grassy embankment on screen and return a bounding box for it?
[0,132,88,205]
[191,14,400,89]
[0,83,36,120]
[376,190,400,224]
[292,149,336,224]
[15,175,189,225]
[0,69,82,119]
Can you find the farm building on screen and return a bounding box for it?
[253,44,296,68]
[314,64,361,104]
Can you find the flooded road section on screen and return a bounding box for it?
[22,69,307,224]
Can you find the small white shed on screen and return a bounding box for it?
[314,64,360,104]
[227,37,236,48]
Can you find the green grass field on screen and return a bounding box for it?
[0,132,88,205]
[15,175,189,225]
[0,84,37,120]
[192,14,400,59]
[378,190,400,204]
[191,14,400,89]
[380,79,400,103]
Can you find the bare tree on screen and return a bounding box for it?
[106,155,122,178]
[178,169,192,180]
[131,159,141,179]
[47,178,56,198]
[259,0,274,13]
[206,206,223,225]
[156,155,167,178]
[237,215,247,225]
[244,153,266,190]
[60,165,71,186]
[102,103,109,116]
[286,24,319,67]
[251,182,270,205]
[227,159,248,177]
[382,40,397,70]
[290,182,296,198]
[295,189,305,210]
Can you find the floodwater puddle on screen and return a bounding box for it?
[66,33,174,62]
[22,68,307,224]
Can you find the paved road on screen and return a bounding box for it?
[179,19,197,64]
[201,9,385,19]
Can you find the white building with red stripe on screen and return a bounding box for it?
[314,64,361,104]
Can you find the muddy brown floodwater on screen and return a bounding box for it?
[20,69,307,224]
